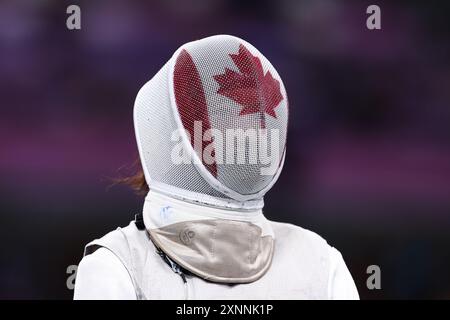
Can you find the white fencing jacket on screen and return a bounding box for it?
[74,209,359,299]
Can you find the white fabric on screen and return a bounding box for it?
[74,246,358,300]
[73,247,136,300]
[143,189,274,237]
[74,223,359,300]
[327,247,359,299]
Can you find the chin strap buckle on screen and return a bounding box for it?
[134,213,146,230]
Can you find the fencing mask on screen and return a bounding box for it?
[134,35,288,283]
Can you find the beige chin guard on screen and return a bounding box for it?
[148,219,274,283]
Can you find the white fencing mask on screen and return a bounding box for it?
[134,35,288,283]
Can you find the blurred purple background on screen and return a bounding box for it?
[1,0,449,299]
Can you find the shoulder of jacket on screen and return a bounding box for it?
[84,221,147,257]
[83,221,150,300]
[269,220,331,251]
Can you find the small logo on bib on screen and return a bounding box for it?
[179,228,195,245]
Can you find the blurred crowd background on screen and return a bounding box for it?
[0,0,449,299]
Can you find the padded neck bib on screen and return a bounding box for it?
[143,190,275,283]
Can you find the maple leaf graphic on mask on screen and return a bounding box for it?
[213,44,284,128]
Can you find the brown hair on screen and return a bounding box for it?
[111,158,149,195]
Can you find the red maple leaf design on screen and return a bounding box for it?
[213,44,283,128]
